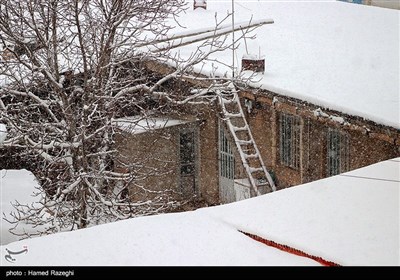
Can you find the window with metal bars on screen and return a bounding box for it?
[219,125,235,179]
[327,128,350,176]
[279,113,300,169]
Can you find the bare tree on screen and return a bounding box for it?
[0,0,265,237]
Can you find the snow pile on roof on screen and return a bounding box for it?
[0,170,44,246]
[113,116,193,135]
[0,123,6,144]
[173,0,399,129]
[1,158,398,266]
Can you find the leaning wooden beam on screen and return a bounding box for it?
[138,18,273,49]
[149,18,274,52]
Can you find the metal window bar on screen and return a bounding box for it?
[340,132,350,173]
[328,129,339,176]
[280,113,300,169]
[293,117,300,168]
[219,124,235,180]
[327,129,350,176]
[279,114,287,166]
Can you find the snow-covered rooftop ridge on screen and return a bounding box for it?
[1,158,399,266]
[173,0,400,129]
[113,116,194,135]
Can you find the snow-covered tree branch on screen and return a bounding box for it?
[0,0,265,237]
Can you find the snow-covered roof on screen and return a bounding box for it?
[173,0,399,129]
[2,1,397,129]
[113,116,194,135]
[1,158,398,265]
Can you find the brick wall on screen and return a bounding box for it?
[113,88,399,205]
[239,91,400,189]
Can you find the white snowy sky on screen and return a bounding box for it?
[1,158,399,266]
[172,0,399,128]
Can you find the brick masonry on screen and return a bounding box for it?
[115,88,399,204]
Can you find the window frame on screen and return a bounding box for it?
[279,113,301,169]
[327,128,350,176]
[219,124,235,180]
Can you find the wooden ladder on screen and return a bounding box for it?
[217,83,276,196]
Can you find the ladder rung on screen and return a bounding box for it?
[221,97,237,104]
[225,113,242,118]
[237,140,253,145]
[220,93,235,98]
[232,125,248,132]
[244,153,258,159]
[249,167,263,173]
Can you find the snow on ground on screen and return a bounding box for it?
[1,158,398,266]
[173,0,399,129]
[0,170,43,246]
[207,158,400,266]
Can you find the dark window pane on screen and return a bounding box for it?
[181,164,195,176]
[180,129,196,195]
[180,131,195,164]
